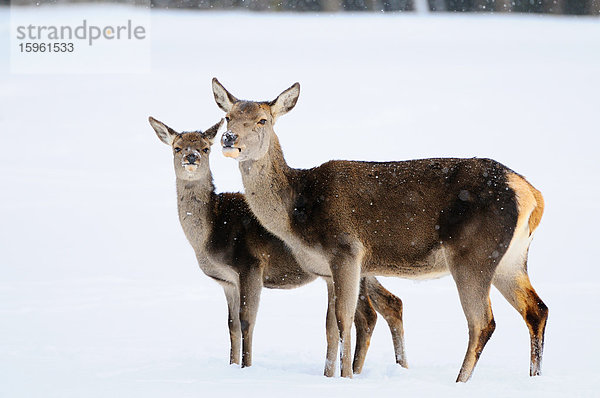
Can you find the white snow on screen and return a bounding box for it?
[1,6,600,397]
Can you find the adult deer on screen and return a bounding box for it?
[212,78,548,382]
[149,116,407,373]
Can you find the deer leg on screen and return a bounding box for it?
[324,279,339,377]
[352,278,377,374]
[451,264,496,383]
[331,248,363,378]
[493,269,548,376]
[364,276,408,368]
[239,266,263,368]
[222,283,241,365]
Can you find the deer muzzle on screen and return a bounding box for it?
[182,152,200,172]
[221,130,242,158]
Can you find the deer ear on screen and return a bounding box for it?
[269,82,300,121]
[149,116,178,146]
[212,78,238,113]
[202,119,224,144]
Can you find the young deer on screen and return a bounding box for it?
[149,116,408,374]
[212,78,548,382]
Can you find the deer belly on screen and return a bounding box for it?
[364,246,452,280]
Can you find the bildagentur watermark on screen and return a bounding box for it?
[16,19,147,46]
[10,5,151,74]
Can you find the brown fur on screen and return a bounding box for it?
[364,277,407,367]
[149,116,408,372]
[501,273,548,376]
[211,78,548,381]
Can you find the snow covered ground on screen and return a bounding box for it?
[1,6,600,397]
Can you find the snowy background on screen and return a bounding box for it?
[1,6,600,397]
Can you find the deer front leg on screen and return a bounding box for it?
[222,283,242,365]
[324,279,339,377]
[239,266,263,368]
[331,246,363,378]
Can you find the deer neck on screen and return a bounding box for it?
[175,170,215,249]
[239,132,297,238]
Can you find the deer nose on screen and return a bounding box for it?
[185,154,198,164]
[222,130,238,147]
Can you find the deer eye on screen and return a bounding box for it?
[174,147,182,153]
[257,119,267,125]
[202,148,209,153]
[225,116,230,122]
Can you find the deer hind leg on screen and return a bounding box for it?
[222,283,241,365]
[352,278,378,374]
[331,244,364,378]
[493,258,548,376]
[239,266,263,368]
[324,279,338,377]
[451,262,496,383]
[364,276,408,368]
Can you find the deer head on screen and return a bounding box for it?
[149,116,224,181]
[212,78,300,161]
